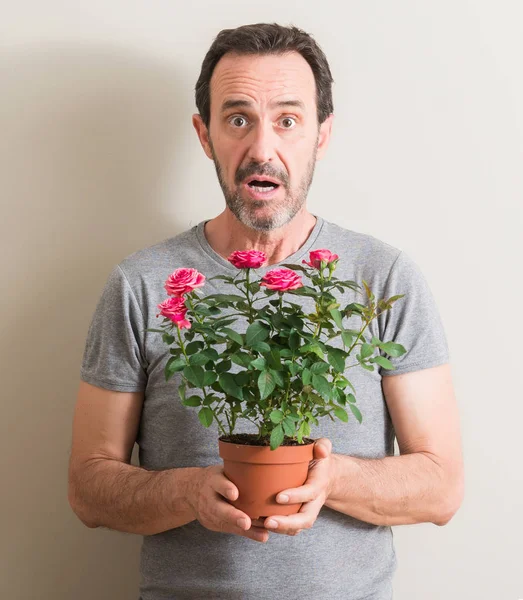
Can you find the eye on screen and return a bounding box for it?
[280,116,297,129]
[229,115,249,128]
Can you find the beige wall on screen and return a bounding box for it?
[1,2,522,599]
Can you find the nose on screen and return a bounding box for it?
[246,119,278,164]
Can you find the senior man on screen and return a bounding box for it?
[69,22,464,600]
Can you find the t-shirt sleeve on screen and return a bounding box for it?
[377,250,450,376]
[80,264,148,392]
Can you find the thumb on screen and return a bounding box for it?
[314,437,332,459]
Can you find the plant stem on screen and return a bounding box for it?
[176,327,188,360]
[242,268,255,324]
[185,294,205,325]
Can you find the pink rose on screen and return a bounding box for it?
[227,249,267,269]
[156,296,191,329]
[164,268,205,296]
[302,248,339,269]
[260,268,303,292]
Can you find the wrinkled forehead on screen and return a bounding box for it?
[209,51,317,112]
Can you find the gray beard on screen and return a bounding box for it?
[209,138,318,232]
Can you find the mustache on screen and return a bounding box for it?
[235,165,288,186]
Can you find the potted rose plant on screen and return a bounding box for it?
[146,249,406,519]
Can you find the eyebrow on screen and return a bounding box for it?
[220,98,306,113]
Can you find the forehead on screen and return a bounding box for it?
[210,51,316,110]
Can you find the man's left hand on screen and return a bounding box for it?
[251,437,335,536]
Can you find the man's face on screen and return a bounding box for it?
[193,51,333,231]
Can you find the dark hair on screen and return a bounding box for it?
[194,23,334,129]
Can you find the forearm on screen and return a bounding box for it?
[69,458,202,535]
[325,452,454,526]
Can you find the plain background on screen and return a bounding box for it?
[1,1,522,599]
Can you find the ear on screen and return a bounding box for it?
[316,113,334,161]
[192,114,214,160]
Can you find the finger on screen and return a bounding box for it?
[264,495,323,535]
[314,438,332,458]
[216,478,239,502]
[241,525,270,543]
[275,482,319,505]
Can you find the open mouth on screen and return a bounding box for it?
[246,180,280,192]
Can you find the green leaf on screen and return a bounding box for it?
[246,322,270,346]
[270,424,285,450]
[333,406,349,422]
[280,263,310,273]
[234,370,250,386]
[300,343,324,359]
[183,395,202,407]
[380,342,407,358]
[335,389,347,405]
[341,331,354,347]
[289,331,301,351]
[312,374,331,397]
[251,341,271,353]
[258,371,276,400]
[302,368,312,386]
[165,357,186,381]
[203,394,220,406]
[347,393,356,403]
[198,407,214,427]
[329,308,344,329]
[270,368,285,388]
[359,362,375,371]
[270,409,284,424]
[335,376,350,388]
[288,285,317,297]
[186,341,204,355]
[271,313,284,329]
[215,359,232,373]
[203,370,217,386]
[282,417,295,437]
[288,362,301,376]
[183,365,206,387]
[218,373,244,400]
[194,304,212,316]
[189,353,212,366]
[328,349,346,373]
[267,348,282,370]
[250,356,267,370]
[372,355,396,370]
[231,352,252,368]
[287,315,304,330]
[202,293,245,304]
[221,327,244,345]
[361,343,374,359]
[310,361,330,375]
[349,403,363,423]
[162,333,175,344]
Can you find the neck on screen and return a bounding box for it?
[203,208,317,266]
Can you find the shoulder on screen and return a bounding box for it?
[318,217,403,276]
[116,225,199,281]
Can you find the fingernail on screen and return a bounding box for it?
[278,494,289,503]
[266,519,278,528]
[237,518,248,530]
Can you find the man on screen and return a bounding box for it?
[69,23,464,599]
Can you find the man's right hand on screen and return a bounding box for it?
[186,464,270,543]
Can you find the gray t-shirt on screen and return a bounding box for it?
[80,214,450,600]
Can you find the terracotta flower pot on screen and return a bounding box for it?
[218,434,315,519]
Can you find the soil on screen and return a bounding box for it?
[219,433,315,446]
